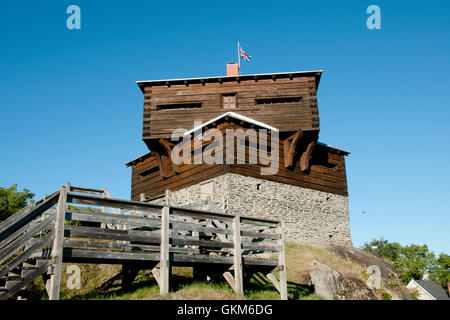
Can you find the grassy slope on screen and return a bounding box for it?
[27,243,377,300]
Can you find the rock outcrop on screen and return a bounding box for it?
[309,260,378,300]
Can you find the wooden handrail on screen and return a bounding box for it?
[0,191,59,241]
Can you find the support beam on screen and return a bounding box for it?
[300,141,316,172]
[232,214,243,295]
[223,271,236,292]
[277,221,288,300]
[283,131,303,168]
[160,139,181,174]
[48,186,68,300]
[159,205,170,295]
[152,266,161,286]
[151,150,169,178]
[266,273,281,293]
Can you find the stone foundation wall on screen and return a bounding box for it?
[153,173,352,246]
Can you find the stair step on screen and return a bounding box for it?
[21,266,38,271]
[5,280,23,290]
[21,269,38,277]
[7,272,21,278]
[22,262,36,268]
[26,255,51,262]
[0,287,7,293]
[5,276,22,281]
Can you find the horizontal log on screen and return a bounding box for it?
[242,243,280,252]
[170,220,232,236]
[171,237,234,249]
[240,230,281,240]
[65,210,161,229]
[70,186,105,195]
[63,248,160,262]
[67,192,163,212]
[63,239,198,254]
[64,225,161,244]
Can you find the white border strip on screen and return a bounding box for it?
[183,111,279,136]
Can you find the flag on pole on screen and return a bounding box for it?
[239,45,251,62]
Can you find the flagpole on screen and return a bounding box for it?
[237,41,240,74]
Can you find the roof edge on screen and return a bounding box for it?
[136,70,323,92]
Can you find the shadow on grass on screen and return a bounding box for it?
[244,272,315,300]
[54,268,315,300]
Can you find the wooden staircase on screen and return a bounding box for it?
[0,195,58,300]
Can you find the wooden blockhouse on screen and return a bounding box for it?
[126,65,349,202]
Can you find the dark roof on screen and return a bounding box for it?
[136,70,323,92]
[415,280,450,300]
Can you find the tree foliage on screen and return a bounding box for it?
[362,237,402,263]
[363,237,449,293]
[0,184,35,222]
[429,253,450,294]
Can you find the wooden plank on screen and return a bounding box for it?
[63,239,198,254]
[242,257,278,267]
[171,237,234,249]
[266,273,281,293]
[70,186,105,195]
[240,230,281,240]
[49,186,68,300]
[170,220,233,236]
[67,192,163,212]
[152,267,161,286]
[232,214,243,295]
[63,248,160,262]
[277,221,288,300]
[64,225,161,244]
[171,253,233,265]
[65,210,161,229]
[159,206,170,295]
[241,243,280,252]
[170,206,234,221]
[223,271,236,292]
[240,217,278,228]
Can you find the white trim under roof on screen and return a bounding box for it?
[183,112,279,136]
[317,142,350,155]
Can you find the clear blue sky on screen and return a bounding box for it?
[1,1,449,254]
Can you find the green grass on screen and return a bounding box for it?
[26,263,319,300]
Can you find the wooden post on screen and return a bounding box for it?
[48,186,67,300]
[159,205,170,295]
[165,189,172,206]
[278,220,288,300]
[232,214,243,295]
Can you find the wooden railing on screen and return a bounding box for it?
[0,183,288,300]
